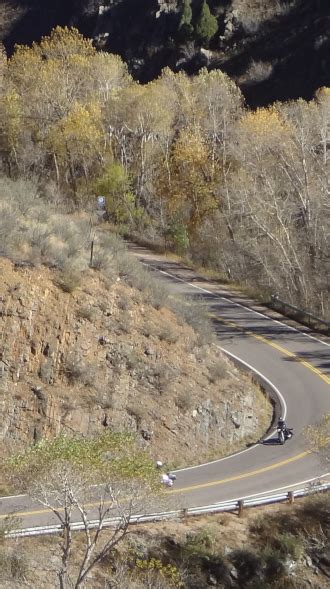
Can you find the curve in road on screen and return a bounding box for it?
[0,244,329,528]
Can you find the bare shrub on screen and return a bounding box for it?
[125,351,143,373]
[243,60,273,85]
[139,320,157,338]
[26,222,52,250]
[57,268,82,293]
[170,296,213,344]
[42,236,68,268]
[90,251,116,275]
[115,251,139,278]
[118,258,170,310]
[232,0,294,33]
[144,278,170,310]
[127,403,148,425]
[0,549,28,581]
[176,390,194,411]
[0,203,17,243]
[153,363,178,394]
[158,324,179,344]
[62,355,96,386]
[117,293,131,310]
[76,305,96,322]
[115,311,133,334]
[207,362,228,383]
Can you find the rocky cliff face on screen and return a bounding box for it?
[0,256,270,466]
[1,0,329,106]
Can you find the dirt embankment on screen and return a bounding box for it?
[0,257,271,467]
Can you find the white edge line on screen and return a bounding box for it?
[175,349,286,474]
[155,267,330,348]
[231,472,330,503]
[220,347,287,425]
[160,264,294,474]
[0,263,319,501]
[0,494,26,500]
[7,475,330,536]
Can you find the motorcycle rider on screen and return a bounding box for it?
[277,417,287,432]
[161,473,173,487]
[277,417,292,439]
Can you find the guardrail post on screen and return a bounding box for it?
[288,491,294,504]
[182,508,188,520]
[238,500,244,517]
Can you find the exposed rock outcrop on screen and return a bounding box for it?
[0,257,271,466]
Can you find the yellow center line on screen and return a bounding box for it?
[1,308,327,524]
[0,452,311,520]
[170,450,311,494]
[210,314,330,386]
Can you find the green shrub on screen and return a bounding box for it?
[183,526,218,555]
[272,533,303,560]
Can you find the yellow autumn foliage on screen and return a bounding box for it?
[47,101,103,160]
[241,107,288,139]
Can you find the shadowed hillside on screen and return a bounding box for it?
[1,0,329,106]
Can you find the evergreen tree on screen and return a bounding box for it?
[195,1,218,45]
[178,0,194,41]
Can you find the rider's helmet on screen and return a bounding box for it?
[156,460,163,469]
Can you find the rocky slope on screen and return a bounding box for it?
[0,256,271,468]
[1,0,329,106]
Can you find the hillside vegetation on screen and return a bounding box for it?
[1,494,329,588]
[0,27,328,318]
[0,176,270,471]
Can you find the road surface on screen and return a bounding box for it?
[1,244,329,530]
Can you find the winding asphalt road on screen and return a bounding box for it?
[1,244,329,529]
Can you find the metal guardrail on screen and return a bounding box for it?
[270,295,330,335]
[6,482,330,539]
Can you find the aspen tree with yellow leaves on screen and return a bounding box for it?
[167,127,218,241]
[0,25,328,318]
[47,101,104,198]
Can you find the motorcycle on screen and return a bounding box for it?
[277,427,293,445]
